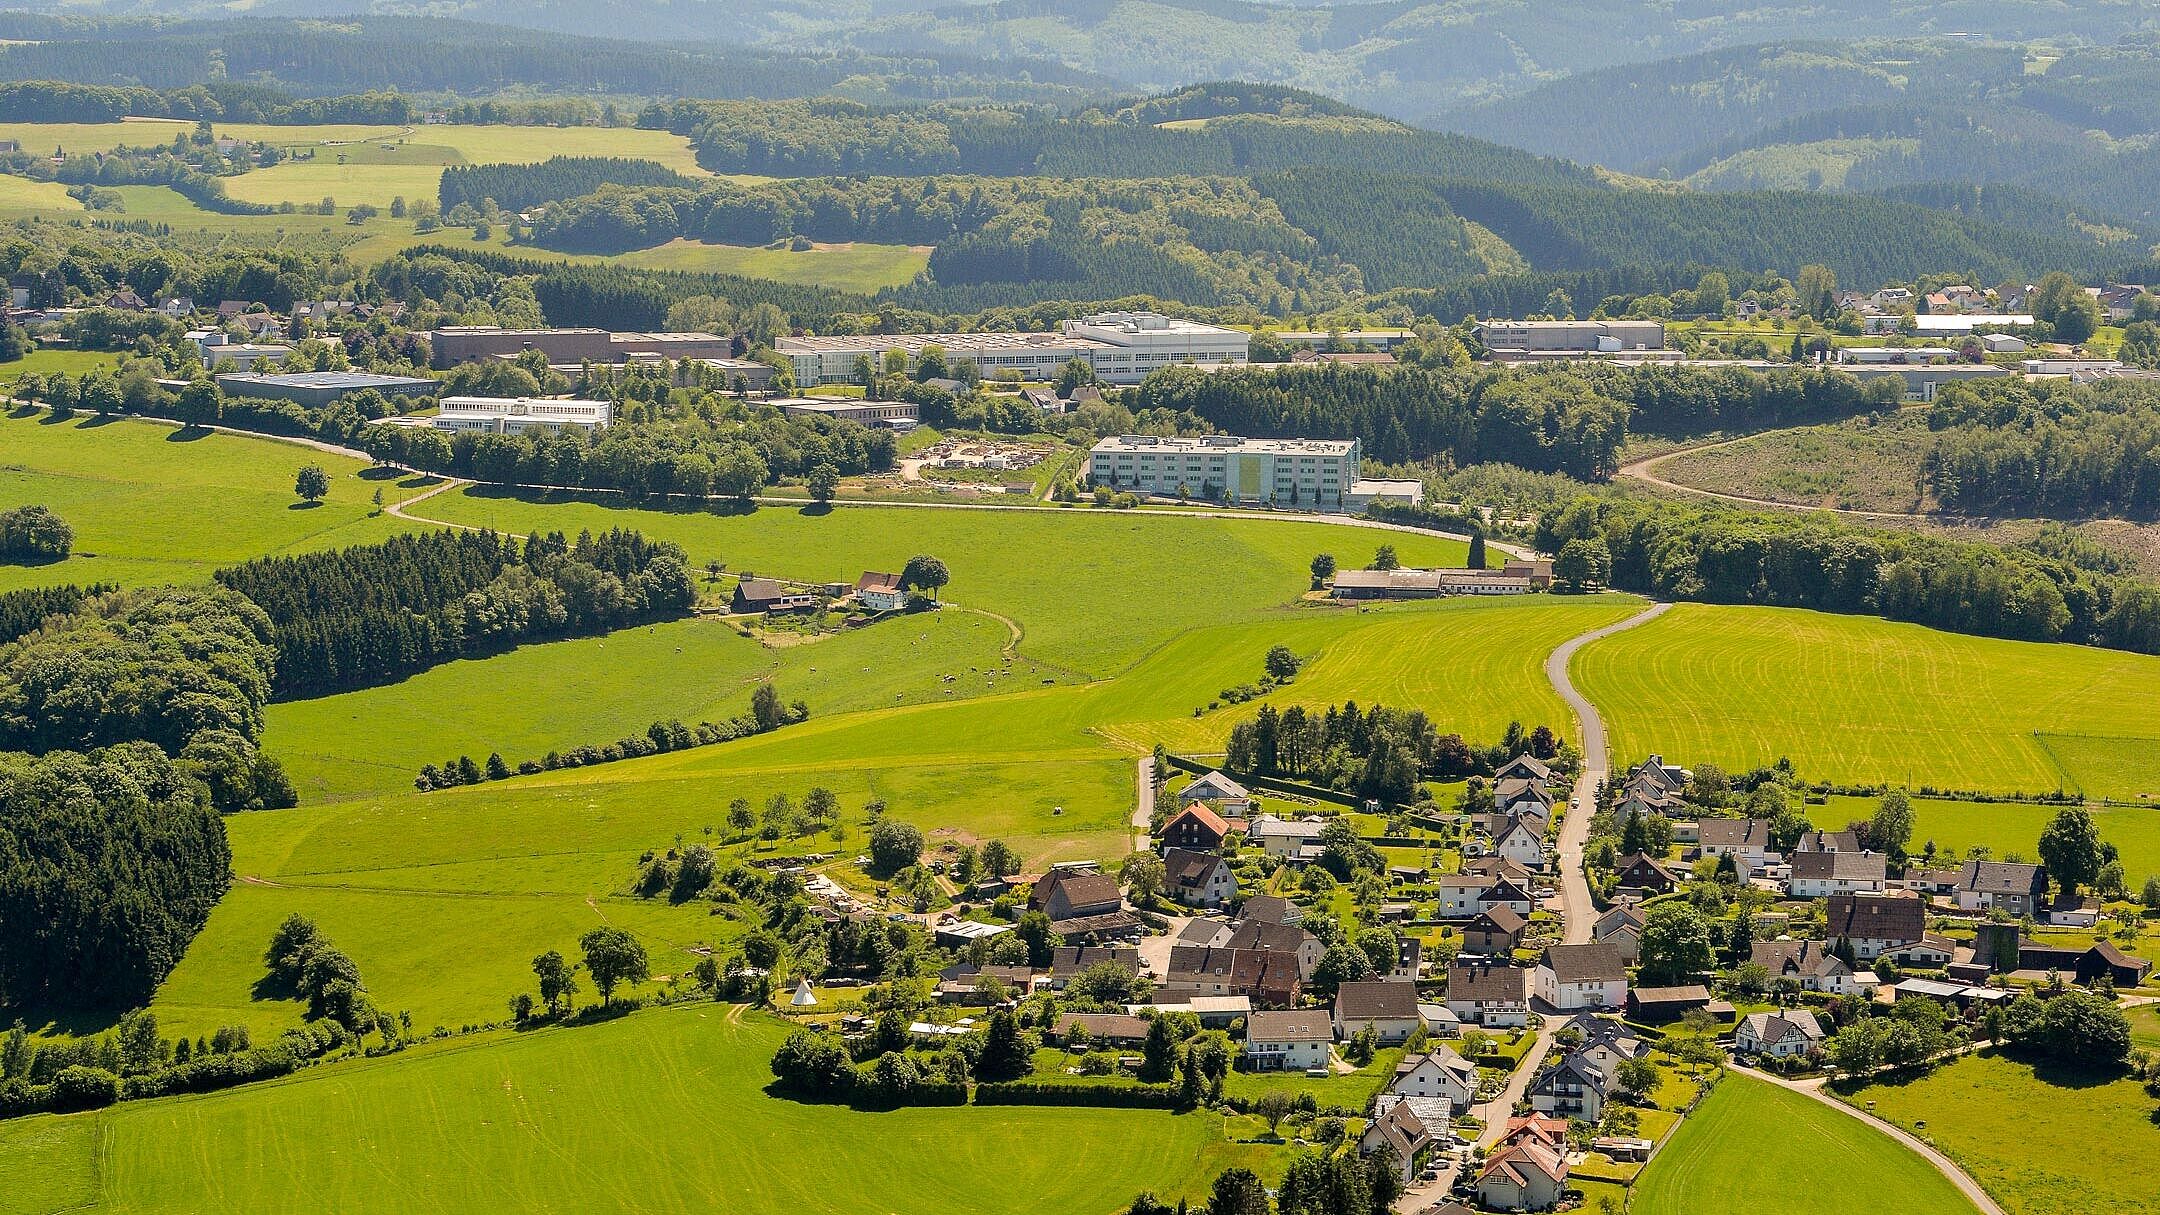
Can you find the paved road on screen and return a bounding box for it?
[1737,1065,2005,1215]
[1544,600,1671,945]
[1132,756,1155,853]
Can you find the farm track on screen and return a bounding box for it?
[1617,429,1943,521]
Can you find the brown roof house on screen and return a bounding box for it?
[1033,871,1139,939]
[1477,1136,1567,1212]
[1244,1009,1333,1071]
[853,571,907,612]
[1464,905,1527,956]
[1752,938,1872,996]
[1826,892,1926,962]
[1613,852,1681,896]
[1161,847,1237,909]
[1333,979,1424,1044]
[732,578,817,614]
[1164,945,1300,1007]
[1160,804,1229,852]
[1534,943,1628,1011]
[2077,941,2153,989]
[1446,962,1530,1028]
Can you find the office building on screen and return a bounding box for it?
[1088,434,1359,508]
[432,396,612,435]
[214,370,438,407]
[776,311,1248,386]
[1474,320,1665,358]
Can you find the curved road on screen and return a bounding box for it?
[1618,431,1938,522]
[1737,1067,2005,1215]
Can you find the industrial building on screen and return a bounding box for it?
[1473,320,1665,358]
[1088,434,1359,508]
[773,398,920,427]
[776,311,1249,386]
[427,327,734,369]
[214,370,438,407]
[431,396,612,435]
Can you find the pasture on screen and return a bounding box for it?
[1845,1049,2160,1215]
[1574,603,2160,796]
[0,1008,1263,1215]
[1633,1073,1977,1215]
[0,411,424,593]
[1813,793,2160,879]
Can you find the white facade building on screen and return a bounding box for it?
[433,396,613,435]
[1088,434,1360,508]
[776,311,1248,385]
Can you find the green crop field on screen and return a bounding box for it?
[1845,1049,2160,1215]
[0,174,81,211]
[0,1007,1263,1215]
[0,411,427,593]
[1575,603,2160,795]
[221,160,457,210]
[0,349,116,382]
[0,117,193,154]
[1812,793,2160,878]
[1634,1073,1978,1215]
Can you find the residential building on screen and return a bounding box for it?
[1248,814,1324,859]
[1051,1012,1150,1047]
[1477,1136,1568,1212]
[1446,962,1530,1028]
[1361,1095,1451,1181]
[1735,1010,1825,1058]
[1180,770,1249,804]
[1788,849,1888,899]
[1613,853,1680,896]
[1464,906,1528,956]
[1163,945,1299,1006]
[1334,979,1423,1045]
[1792,829,1863,854]
[1238,893,1302,927]
[1494,755,1552,783]
[1952,861,2049,916]
[1244,1010,1333,1071]
[1088,434,1360,509]
[1223,918,1324,979]
[1696,818,1775,876]
[1628,754,1690,794]
[1881,934,1955,969]
[1033,872,1139,938]
[1474,319,1664,357]
[1160,805,1229,852]
[1048,946,1139,985]
[1752,938,1871,996]
[1593,904,1645,963]
[1392,1048,1478,1105]
[1825,892,1927,962]
[215,370,437,407]
[1162,847,1237,909]
[432,396,611,435]
[852,572,908,612]
[1492,815,1548,869]
[731,579,817,614]
[1534,943,1627,1011]
[1527,1049,1609,1121]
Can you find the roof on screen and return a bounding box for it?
[1335,979,1421,1021]
[1248,814,1323,840]
[1751,938,1841,976]
[1479,1140,1567,1189]
[1739,1010,1824,1043]
[1050,945,1138,973]
[1163,847,1227,887]
[1958,859,2046,895]
[2087,940,2152,973]
[1240,893,1297,924]
[214,370,436,390]
[1246,1009,1332,1043]
[1696,818,1773,849]
[1180,770,1249,801]
[1540,943,1626,984]
[1224,918,1311,955]
[1447,962,1528,1003]
[1495,754,1552,780]
[1793,829,1863,853]
[1615,853,1680,884]
[1826,892,1926,941]
[1045,872,1122,910]
[1790,850,1887,882]
[1163,804,1229,839]
[855,571,903,593]
[1055,1012,1150,1041]
[1471,905,1527,935]
[735,578,793,603]
[1627,984,1711,1007]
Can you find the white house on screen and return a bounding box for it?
[1446,962,1529,1028]
[1161,848,1237,909]
[1527,1049,1610,1121]
[853,572,908,612]
[1735,1010,1825,1059]
[1593,905,1645,964]
[1334,980,1423,1045]
[1533,944,1628,1012]
[1492,815,1548,870]
[1179,770,1249,804]
[1787,849,1887,899]
[1245,1010,1332,1071]
[1434,874,1490,918]
[1248,814,1325,859]
[1392,1048,1478,1106]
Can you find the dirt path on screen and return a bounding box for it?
[1739,1065,2005,1215]
[1617,430,1940,522]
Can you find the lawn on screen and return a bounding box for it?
[0,117,192,154]
[0,174,82,211]
[1843,1049,2160,1215]
[0,1007,1265,1215]
[1634,1073,1978,1215]
[1576,603,2160,795]
[1813,793,2160,878]
[0,411,426,592]
[0,348,115,382]
[1222,1048,1403,1108]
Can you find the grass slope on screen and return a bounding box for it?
[0,411,425,593]
[0,1007,1262,1215]
[1576,603,2160,795]
[1634,1073,1977,1215]
[1814,793,2160,878]
[1845,1049,2160,1215]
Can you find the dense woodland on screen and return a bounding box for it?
[439,157,698,214]
[213,528,697,696]
[1923,377,2160,517]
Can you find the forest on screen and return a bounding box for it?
[439,157,698,214]
[1923,377,2160,517]
[212,528,697,696]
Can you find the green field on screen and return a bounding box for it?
[0,117,193,154]
[1845,1049,2160,1215]
[0,1007,1263,1215]
[1814,793,2160,878]
[486,237,932,292]
[1634,1073,1978,1215]
[0,411,427,593]
[1576,603,2160,795]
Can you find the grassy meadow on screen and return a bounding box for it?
[1654,412,1935,513]
[0,411,427,593]
[1634,1073,1978,1215]
[1844,1049,2160,1215]
[1813,792,2160,877]
[0,1008,1265,1215]
[1575,602,2160,796]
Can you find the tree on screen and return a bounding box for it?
[1014,910,1059,968]
[980,839,1021,877]
[1637,902,1713,985]
[174,376,220,429]
[770,1028,854,1095]
[1264,644,1302,680]
[1139,1015,1180,1082]
[1369,544,1399,571]
[1468,529,1487,569]
[1615,1055,1660,1098]
[868,819,924,875]
[1554,537,1611,592]
[1796,264,1838,319]
[1253,1090,1295,1135]
[806,462,840,505]
[1311,942,1375,999]
[977,1007,1031,1080]
[294,464,330,504]
[1871,789,1916,861]
[2143,875,2160,911]
[727,798,755,837]
[750,683,787,732]
[1121,851,1166,903]
[578,927,649,1006]
[2033,272,2101,345]
[2038,805,2106,895]
[2033,989,2130,1066]
[1204,1168,1270,1215]
[899,554,949,600]
[1309,552,1336,586]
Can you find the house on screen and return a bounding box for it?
[853,571,907,612]
[1392,1047,1478,1105]
[731,578,817,614]
[1825,892,1927,962]
[1334,979,1424,1044]
[1477,1137,1568,1212]
[1446,962,1529,1028]
[1593,904,1645,963]
[103,290,146,311]
[1952,860,2048,917]
[1462,855,1535,884]
[158,296,195,318]
[1792,829,1863,854]
[1527,1049,1610,1121]
[2045,894,2099,928]
[1244,1009,1333,1071]
[1160,805,1229,852]
[1238,893,1302,927]
[1623,985,1716,1024]
[1248,814,1325,859]
[2077,941,2153,989]
[1048,945,1139,986]
[1164,945,1300,1006]
[1179,770,1248,804]
[1478,876,1538,918]
[1495,777,1555,817]
[1788,849,1888,899]
[1563,1016,1643,1075]
[1464,906,1528,956]
[1613,852,1681,896]
[1696,818,1775,872]
[1534,943,1627,1011]
[1629,754,1689,793]
[1224,918,1324,979]
[1494,754,1552,783]
[1362,1095,1451,1180]
[1492,815,1548,869]
[1735,1010,1825,1058]
[1162,847,1237,909]
[1034,872,1139,938]
[1881,933,1956,969]
[1752,938,1869,995]
[1052,1012,1150,1047]
[1434,875,1491,918]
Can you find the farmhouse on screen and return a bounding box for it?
[1787,849,1888,899]
[1032,871,1140,939]
[1734,1009,1825,1058]
[1534,944,1627,1012]
[1334,979,1424,1044]
[1161,847,1237,909]
[1244,1010,1333,1071]
[1248,814,1325,859]
[1825,892,1927,962]
[731,579,817,614]
[852,572,908,612]
[1160,804,1230,852]
[1052,1012,1150,1047]
[1446,961,1530,1027]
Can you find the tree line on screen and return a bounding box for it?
[1923,376,2160,517]
[211,528,696,696]
[1224,699,1561,807]
[439,157,697,215]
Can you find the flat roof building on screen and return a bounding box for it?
[1089,434,1358,509]
[432,396,612,435]
[215,370,437,407]
[1474,320,1665,358]
[427,327,734,369]
[773,398,920,427]
[777,311,1248,386]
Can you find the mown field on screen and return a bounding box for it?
[517,238,931,292]
[1635,1073,1976,1214]
[1845,1049,2160,1215]
[1576,603,2160,796]
[0,411,427,593]
[0,1008,1264,1215]
[1814,792,2160,879]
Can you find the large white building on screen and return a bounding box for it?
[432,396,612,435]
[776,311,1248,386]
[1088,434,1360,508]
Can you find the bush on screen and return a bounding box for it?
[48,1065,120,1111]
[868,820,925,875]
[974,1082,1181,1109]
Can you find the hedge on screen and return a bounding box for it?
[974,1081,1182,1109]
